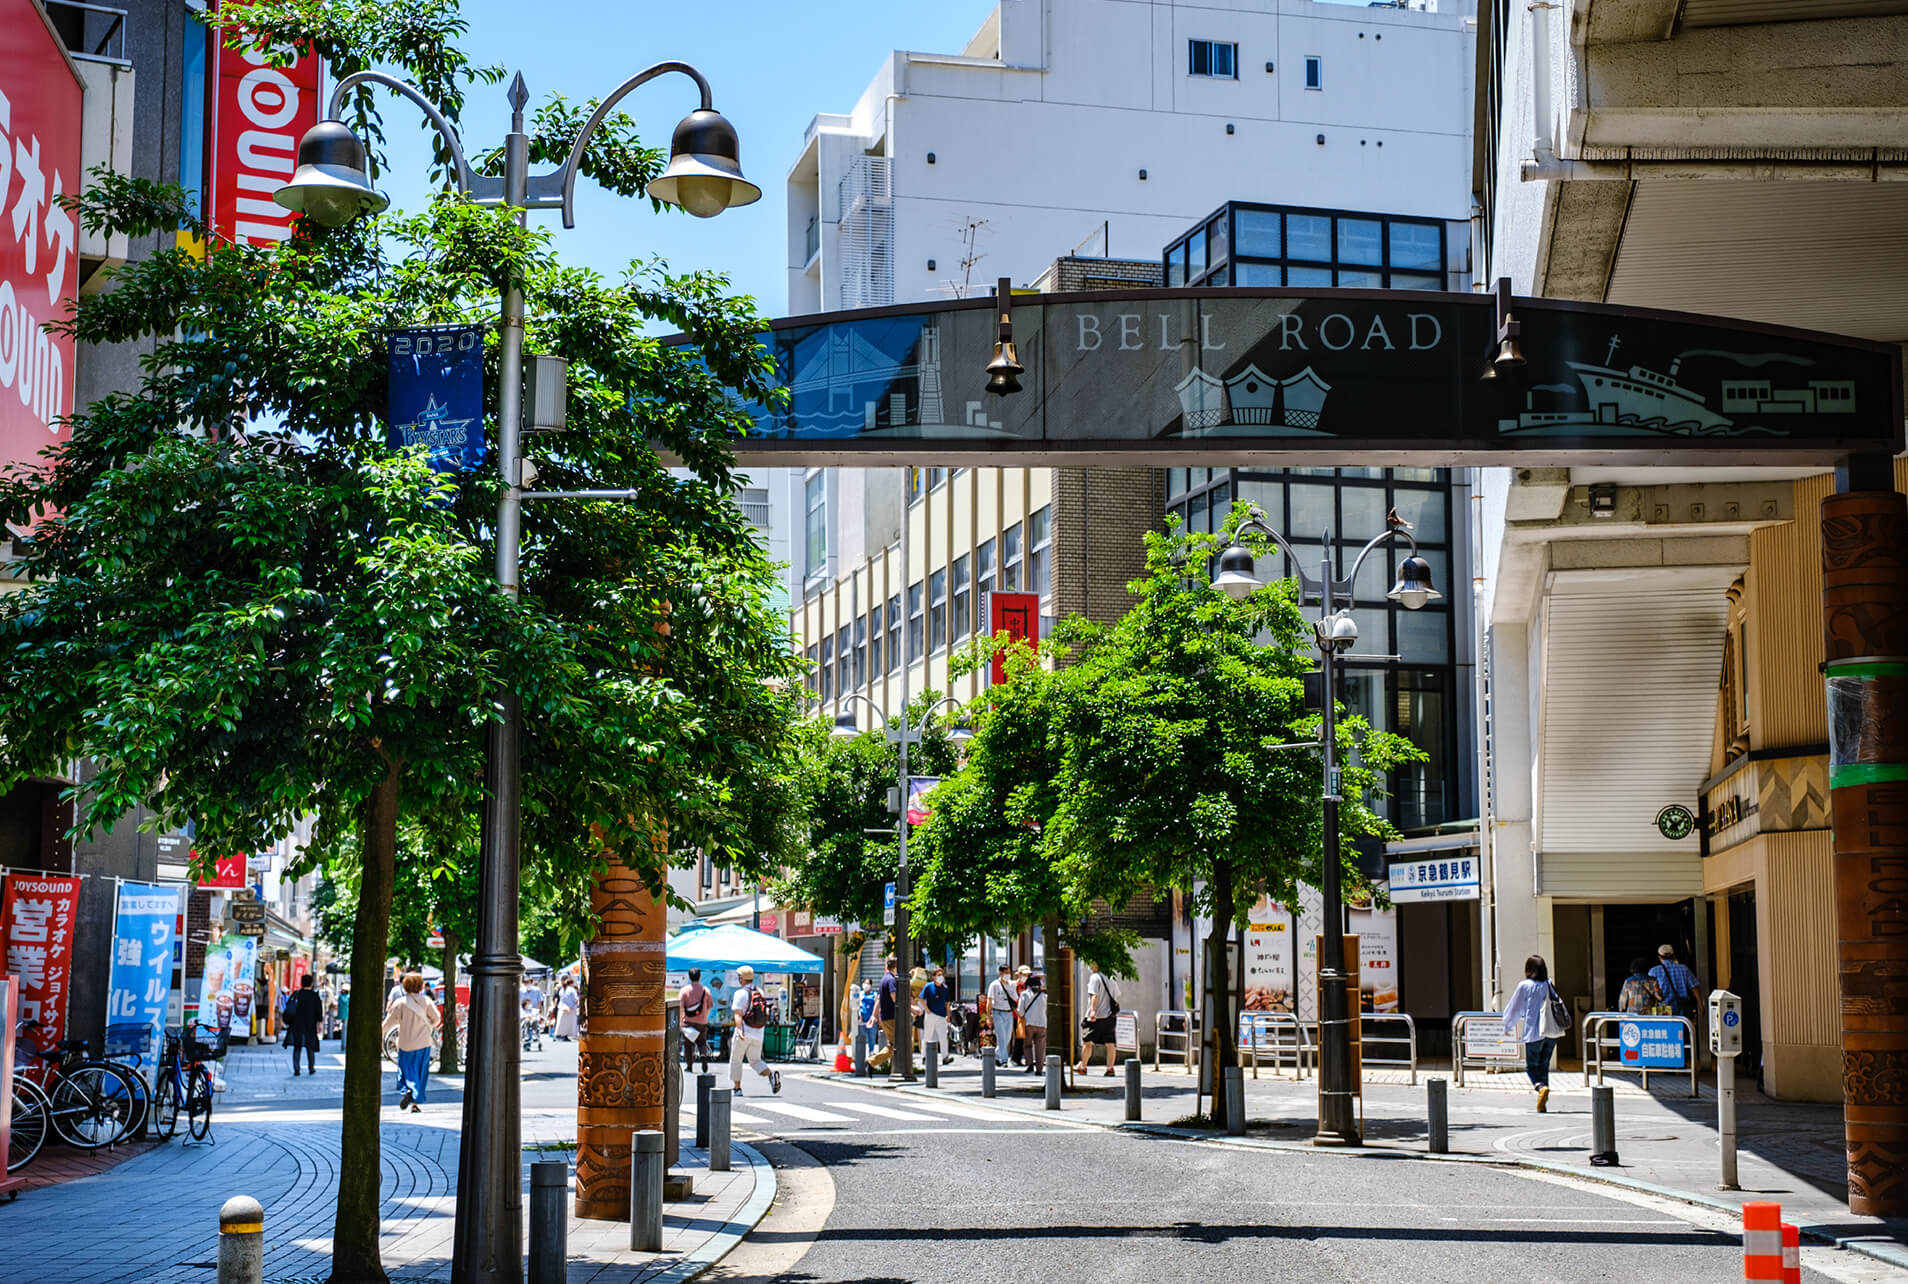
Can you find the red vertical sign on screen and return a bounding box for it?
[986,591,1042,686]
[208,1,322,247]
[1,871,83,1057]
[0,0,84,470]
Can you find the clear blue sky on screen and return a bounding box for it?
[373,1,998,319]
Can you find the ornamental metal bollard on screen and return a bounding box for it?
[1426,1077,1449,1154]
[981,1048,997,1098]
[630,1130,664,1253]
[1045,1054,1062,1110]
[695,1072,715,1149]
[1590,1084,1618,1165]
[528,1161,568,1284]
[853,1024,868,1077]
[925,1041,940,1088]
[1223,1066,1245,1136]
[217,1195,264,1284]
[709,1087,732,1173]
[1124,1058,1142,1121]
[664,1007,681,1170]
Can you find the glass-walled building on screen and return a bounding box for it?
[1163,200,1453,291]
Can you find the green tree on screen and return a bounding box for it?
[0,5,801,1279]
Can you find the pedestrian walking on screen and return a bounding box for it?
[921,966,954,1065]
[1076,961,1122,1076]
[337,985,351,1044]
[728,965,782,1096]
[1649,944,1704,1022]
[1502,954,1569,1112]
[382,972,441,1112]
[1617,957,1665,1014]
[708,974,731,1063]
[986,964,1017,1064]
[1018,972,1048,1073]
[285,974,324,1077]
[859,977,881,1051]
[872,956,900,1072]
[680,968,713,1072]
[552,974,580,1041]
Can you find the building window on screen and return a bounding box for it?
[1029,506,1053,601]
[1304,55,1322,90]
[977,539,996,599]
[1189,39,1237,79]
[887,593,902,672]
[907,467,948,505]
[908,582,924,661]
[868,604,882,678]
[804,472,826,575]
[929,568,948,653]
[838,623,854,695]
[952,554,972,642]
[1003,523,1023,591]
[819,632,834,703]
[805,644,818,695]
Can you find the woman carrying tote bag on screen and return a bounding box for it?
[1501,954,1570,1113]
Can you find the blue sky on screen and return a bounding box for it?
[373,1,998,320]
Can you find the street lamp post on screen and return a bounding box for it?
[831,693,970,1082]
[274,67,758,1284]
[1213,506,1440,1147]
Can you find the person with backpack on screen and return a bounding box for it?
[680,968,712,1073]
[1649,944,1705,1023]
[728,965,782,1096]
[1502,953,1570,1112]
[1017,972,1048,1074]
[1076,961,1123,1076]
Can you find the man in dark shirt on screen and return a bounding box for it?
[871,956,899,1073]
[921,966,953,1065]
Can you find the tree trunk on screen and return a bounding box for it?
[438,929,460,1076]
[1206,868,1237,1132]
[330,760,402,1284]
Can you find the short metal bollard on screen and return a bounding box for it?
[925,1041,940,1088]
[1223,1066,1245,1136]
[709,1087,732,1173]
[853,1024,868,1077]
[1426,1077,1449,1154]
[981,1048,997,1098]
[1045,1054,1062,1110]
[1124,1058,1142,1121]
[1590,1084,1618,1165]
[695,1072,715,1150]
[217,1195,264,1284]
[630,1130,664,1253]
[529,1161,568,1284]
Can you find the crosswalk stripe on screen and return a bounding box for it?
[827,1101,943,1121]
[883,1096,1039,1123]
[731,1110,772,1125]
[742,1101,858,1123]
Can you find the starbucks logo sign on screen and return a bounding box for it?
[1655,804,1696,841]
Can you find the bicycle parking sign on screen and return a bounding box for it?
[1619,1017,1686,1068]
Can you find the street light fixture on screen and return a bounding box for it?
[1214,505,1438,1148]
[833,690,969,1081]
[275,64,756,1284]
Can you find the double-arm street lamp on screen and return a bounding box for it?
[274,66,758,1284]
[831,691,971,1081]
[1213,506,1439,1147]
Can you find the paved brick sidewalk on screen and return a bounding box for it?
[0,1045,770,1284]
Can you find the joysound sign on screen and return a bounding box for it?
[714,288,1902,468]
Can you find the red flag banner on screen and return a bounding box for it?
[986,591,1041,687]
[208,0,322,247]
[2,871,82,1057]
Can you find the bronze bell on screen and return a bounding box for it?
[1494,334,1526,370]
[986,339,1023,396]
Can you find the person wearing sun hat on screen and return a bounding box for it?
[728,964,782,1096]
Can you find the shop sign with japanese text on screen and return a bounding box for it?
[1388,854,1481,903]
[209,0,321,246]
[107,883,181,1044]
[1,870,81,1055]
[1619,1017,1687,1069]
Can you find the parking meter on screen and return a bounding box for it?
[1710,988,1742,1190]
[1710,990,1742,1056]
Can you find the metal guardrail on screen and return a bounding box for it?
[1358,1012,1418,1084]
[1450,1011,1524,1087]
[1581,1011,1699,1098]
[1153,1009,1199,1072]
[1238,1010,1313,1079]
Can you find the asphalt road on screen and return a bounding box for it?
[705,1062,1898,1284]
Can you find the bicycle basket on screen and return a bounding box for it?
[104,1022,159,1059]
[186,1022,230,1062]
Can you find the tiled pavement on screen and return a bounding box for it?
[0,1044,770,1284]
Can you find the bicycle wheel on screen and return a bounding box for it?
[49,1064,137,1149]
[151,1065,180,1141]
[113,1064,150,1141]
[382,1028,399,1064]
[7,1079,50,1171]
[186,1065,214,1141]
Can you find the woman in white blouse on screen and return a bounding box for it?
[1501,954,1567,1113]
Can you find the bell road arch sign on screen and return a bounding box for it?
[716,288,1902,468]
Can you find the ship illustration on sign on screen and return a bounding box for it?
[1499,336,1856,437]
[1170,364,1334,436]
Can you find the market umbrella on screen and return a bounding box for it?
[664,922,823,974]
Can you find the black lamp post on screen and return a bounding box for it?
[274,66,757,1284]
[1213,506,1439,1146]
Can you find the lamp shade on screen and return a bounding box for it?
[272,120,389,227]
[1387,554,1442,609]
[647,109,761,217]
[1212,544,1262,599]
[830,712,861,738]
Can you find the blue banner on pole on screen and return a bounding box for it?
[388,325,486,472]
[107,882,181,1043]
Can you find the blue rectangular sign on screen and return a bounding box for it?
[1618,1017,1686,1068]
[388,325,486,472]
[106,882,181,1041]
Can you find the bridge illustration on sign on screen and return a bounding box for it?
[755,316,1018,439]
[1498,335,1857,438]
[1168,364,1335,437]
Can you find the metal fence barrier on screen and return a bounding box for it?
[1451,1011,1524,1088]
[1580,1011,1699,1098]
[1153,1010,1200,1073]
[1238,1010,1314,1079]
[1358,1012,1418,1084]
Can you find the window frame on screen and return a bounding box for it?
[1002,522,1023,592]
[1188,38,1238,80]
[928,568,948,653]
[1028,506,1053,601]
[803,472,827,577]
[1304,55,1322,90]
[952,554,972,642]
[907,582,924,662]
[886,594,902,673]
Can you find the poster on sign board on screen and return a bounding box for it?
[197,932,258,1034]
[1349,906,1398,1013]
[1241,896,1294,1013]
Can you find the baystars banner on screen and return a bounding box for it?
[1,870,82,1056]
[0,0,83,469]
[107,883,182,1044]
[387,325,486,473]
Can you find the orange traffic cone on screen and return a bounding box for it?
[1780,1222,1800,1284]
[1742,1203,1783,1281]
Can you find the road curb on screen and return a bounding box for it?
[887,1082,1908,1274]
[650,1140,779,1284]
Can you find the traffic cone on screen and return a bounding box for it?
[833,1039,852,1073]
[1780,1222,1800,1284]
[1742,1202,1783,1281]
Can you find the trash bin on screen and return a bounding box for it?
[764,1023,793,1061]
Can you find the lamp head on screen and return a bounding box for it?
[1387,554,1442,610]
[647,108,761,218]
[985,339,1023,396]
[272,119,389,227]
[830,712,860,739]
[947,721,975,745]
[1212,544,1263,599]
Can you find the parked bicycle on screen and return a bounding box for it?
[6,1076,52,1173]
[149,1022,228,1143]
[13,1020,140,1150]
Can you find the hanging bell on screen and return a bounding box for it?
[1494,333,1525,370]
[985,339,1023,396]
